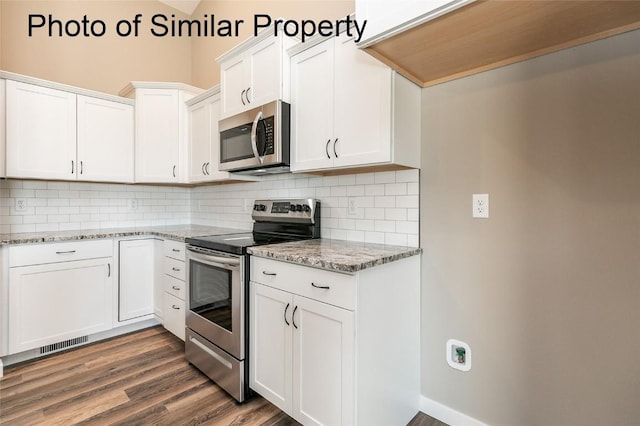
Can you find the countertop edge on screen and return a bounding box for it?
[247,246,422,273]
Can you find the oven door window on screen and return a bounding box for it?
[189,260,233,332]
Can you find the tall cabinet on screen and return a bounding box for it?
[120,82,203,184]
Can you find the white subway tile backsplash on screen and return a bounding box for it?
[1,170,420,247]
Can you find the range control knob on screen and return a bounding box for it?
[303,205,311,213]
[295,204,303,212]
[255,204,266,211]
[290,204,296,212]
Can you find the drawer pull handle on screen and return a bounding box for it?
[292,305,298,329]
[172,248,180,252]
[262,271,277,276]
[172,267,180,272]
[311,282,330,290]
[56,250,76,254]
[107,263,111,277]
[172,305,180,310]
[284,302,290,326]
[172,285,181,291]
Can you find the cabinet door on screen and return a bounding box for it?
[0,80,5,178]
[6,80,77,180]
[134,88,179,183]
[188,99,212,183]
[118,239,155,322]
[293,295,355,426]
[163,292,185,341]
[8,257,113,353]
[333,34,393,168]
[290,40,335,172]
[77,95,134,183]
[247,36,281,107]
[220,56,248,119]
[250,283,293,414]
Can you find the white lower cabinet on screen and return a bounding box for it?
[118,239,156,322]
[8,240,114,354]
[250,255,420,425]
[162,239,186,340]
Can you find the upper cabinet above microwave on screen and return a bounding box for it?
[217,31,296,120]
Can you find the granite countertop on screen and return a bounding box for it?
[0,224,243,245]
[247,239,422,273]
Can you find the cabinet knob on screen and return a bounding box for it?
[284,302,290,326]
[246,87,251,103]
[333,138,339,158]
[172,248,180,252]
[241,89,246,106]
[262,271,277,276]
[171,305,180,310]
[325,139,331,159]
[172,285,181,291]
[292,305,298,329]
[172,267,180,272]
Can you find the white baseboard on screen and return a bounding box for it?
[420,395,488,426]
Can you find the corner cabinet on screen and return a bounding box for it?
[249,255,420,426]
[186,87,257,184]
[120,82,203,184]
[4,75,134,182]
[217,31,295,119]
[289,34,420,173]
[8,240,114,354]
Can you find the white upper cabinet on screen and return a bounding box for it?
[4,75,134,182]
[121,82,202,184]
[355,0,475,47]
[218,32,295,119]
[77,95,134,182]
[6,80,77,180]
[0,79,5,178]
[186,87,258,184]
[290,33,421,173]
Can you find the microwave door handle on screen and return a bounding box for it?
[250,110,264,164]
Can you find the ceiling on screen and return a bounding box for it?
[158,0,201,15]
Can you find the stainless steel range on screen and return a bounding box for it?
[184,199,320,402]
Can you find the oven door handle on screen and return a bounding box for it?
[187,247,241,268]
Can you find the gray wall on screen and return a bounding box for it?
[420,30,640,425]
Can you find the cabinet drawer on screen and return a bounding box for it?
[164,257,186,281]
[9,239,113,267]
[163,293,185,341]
[165,274,186,300]
[164,239,185,261]
[251,257,357,310]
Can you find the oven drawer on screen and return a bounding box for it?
[186,329,245,402]
[164,257,186,281]
[251,257,357,310]
[164,239,185,262]
[165,274,186,300]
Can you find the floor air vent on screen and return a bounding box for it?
[40,336,89,354]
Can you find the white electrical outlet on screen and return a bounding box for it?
[128,199,138,211]
[347,198,357,216]
[472,194,489,218]
[15,198,27,212]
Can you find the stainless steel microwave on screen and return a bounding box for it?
[218,100,290,174]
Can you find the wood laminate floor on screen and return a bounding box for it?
[0,326,446,426]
